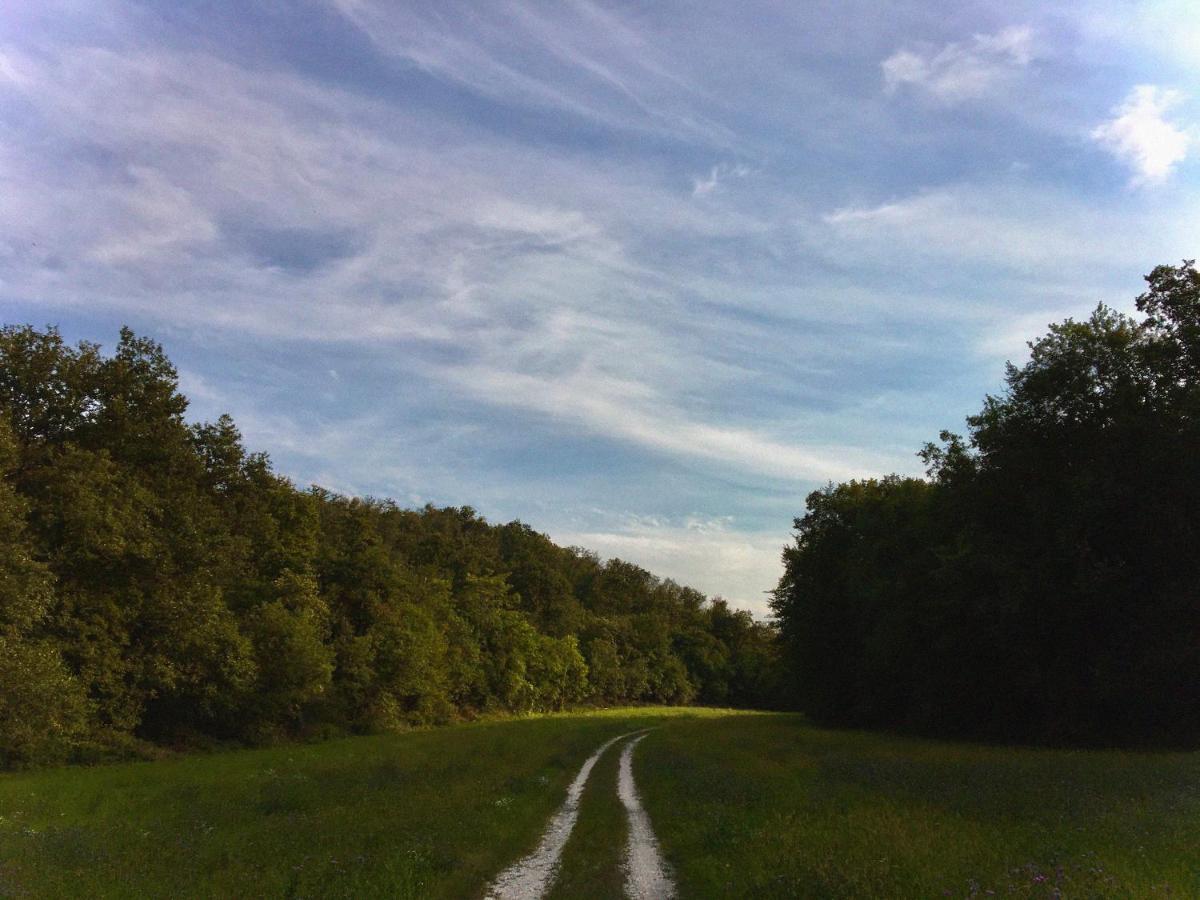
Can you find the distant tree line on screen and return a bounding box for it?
[0,325,781,768]
[772,262,1200,746]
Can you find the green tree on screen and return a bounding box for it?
[245,571,334,737]
[0,418,90,766]
[0,323,781,766]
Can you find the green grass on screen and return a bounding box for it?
[638,713,1200,898]
[546,731,628,900]
[0,707,718,899]
[3,708,1198,898]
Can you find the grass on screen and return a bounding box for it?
[2,708,1198,898]
[546,730,628,900]
[638,713,1200,898]
[0,707,720,899]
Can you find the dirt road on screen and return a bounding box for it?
[485,731,675,900]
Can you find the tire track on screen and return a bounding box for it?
[616,734,676,899]
[485,731,640,900]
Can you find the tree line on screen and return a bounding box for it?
[0,325,781,768]
[772,262,1200,746]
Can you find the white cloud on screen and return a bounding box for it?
[0,43,897,492]
[0,50,32,86]
[444,364,894,485]
[87,165,217,263]
[1077,1,1200,79]
[555,516,785,616]
[1091,85,1192,185]
[975,310,1077,363]
[8,6,1194,611]
[820,181,1188,272]
[882,25,1035,103]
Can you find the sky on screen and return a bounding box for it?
[1,1,1198,615]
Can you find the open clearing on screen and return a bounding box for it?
[2,709,1198,898]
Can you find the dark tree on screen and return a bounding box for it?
[773,262,1200,746]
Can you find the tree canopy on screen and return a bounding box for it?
[772,261,1200,746]
[0,325,781,768]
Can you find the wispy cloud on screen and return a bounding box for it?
[882,26,1036,103]
[86,165,217,263]
[446,365,895,484]
[326,0,737,146]
[1077,1,1200,79]
[0,41,887,490]
[692,162,750,198]
[1091,85,1192,185]
[820,181,1190,272]
[2,1,1197,612]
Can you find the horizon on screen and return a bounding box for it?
[2,1,1198,614]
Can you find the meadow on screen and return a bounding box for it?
[2,709,1197,898]
[638,715,1200,898]
[0,708,710,899]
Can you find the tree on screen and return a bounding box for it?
[775,261,1200,745]
[0,323,781,766]
[0,417,90,766]
[245,571,335,736]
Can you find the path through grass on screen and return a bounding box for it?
[0,708,718,898]
[3,708,1198,898]
[546,733,628,900]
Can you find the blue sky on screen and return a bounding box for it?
[2,1,1197,614]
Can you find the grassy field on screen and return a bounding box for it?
[2,708,1198,898]
[638,714,1200,898]
[0,708,714,899]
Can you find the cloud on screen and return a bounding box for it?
[555,516,785,616]
[447,363,895,485]
[0,42,896,493]
[819,181,1187,273]
[326,0,738,147]
[0,50,32,86]
[5,2,1197,614]
[692,162,750,198]
[87,166,217,263]
[1077,1,1200,79]
[974,310,1081,364]
[1091,85,1192,185]
[881,26,1035,103]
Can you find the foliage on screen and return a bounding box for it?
[0,418,91,767]
[0,325,781,766]
[772,261,1200,745]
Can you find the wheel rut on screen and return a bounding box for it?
[484,730,676,900]
[616,734,675,899]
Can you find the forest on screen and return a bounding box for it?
[772,261,1200,746]
[0,326,780,768]
[5,262,1197,768]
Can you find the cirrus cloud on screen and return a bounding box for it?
[881,25,1036,103]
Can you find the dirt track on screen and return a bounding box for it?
[485,730,675,900]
